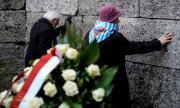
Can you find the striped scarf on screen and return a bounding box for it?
[89,20,118,43]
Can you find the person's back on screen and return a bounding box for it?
[25,18,55,67]
[25,11,64,67]
[86,30,163,107]
[86,31,132,107]
[85,4,172,108]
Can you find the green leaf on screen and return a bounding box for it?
[80,89,88,99]
[98,102,105,108]
[28,59,35,66]
[58,31,68,44]
[94,67,117,88]
[59,21,85,50]
[105,85,114,97]
[66,22,76,47]
[71,103,83,108]
[79,40,100,66]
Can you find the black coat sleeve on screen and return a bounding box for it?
[117,34,162,55]
[54,25,66,37]
[37,30,52,56]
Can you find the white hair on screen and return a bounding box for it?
[43,11,60,21]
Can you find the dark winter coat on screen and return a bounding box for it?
[85,31,162,108]
[25,18,66,67]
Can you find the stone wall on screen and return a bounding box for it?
[0,0,179,108]
[0,0,26,90]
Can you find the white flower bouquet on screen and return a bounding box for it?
[0,23,117,108]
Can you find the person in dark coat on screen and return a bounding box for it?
[85,4,172,108]
[25,11,71,67]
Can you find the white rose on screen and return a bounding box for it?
[12,83,19,93]
[92,88,105,102]
[28,97,44,108]
[47,48,54,54]
[43,82,57,97]
[62,69,76,81]
[65,48,78,60]
[58,103,70,108]
[24,66,32,72]
[16,82,24,93]
[86,64,100,78]
[0,90,8,102]
[55,44,70,56]
[12,75,25,83]
[12,75,24,92]
[3,96,13,108]
[24,67,33,79]
[63,81,79,97]
[32,59,40,66]
[12,76,17,82]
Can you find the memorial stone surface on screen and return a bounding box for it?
[0,0,179,107]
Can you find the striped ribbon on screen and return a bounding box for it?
[7,48,62,108]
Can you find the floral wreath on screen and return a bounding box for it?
[0,23,117,108]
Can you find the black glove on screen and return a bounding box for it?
[65,15,72,24]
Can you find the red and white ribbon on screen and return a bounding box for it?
[10,48,62,108]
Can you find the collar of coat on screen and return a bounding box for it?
[38,18,54,30]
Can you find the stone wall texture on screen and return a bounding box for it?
[0,0,179,108]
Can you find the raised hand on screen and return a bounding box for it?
[158,32,172,45]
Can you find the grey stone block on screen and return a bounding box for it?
[0,0,25,10]
[126,62,180,108]
[78,0,105,15]
[140,0,180,19]
[115,0,139,17]
[0,43,25,91]
[0,11,26,42]
[119,17,180,69]
[58,0,78,15]
[71,16,83,35]
[79,0,139,17]
[26,0,78,15]
[26,0,57,12]
[82,16,98,36]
